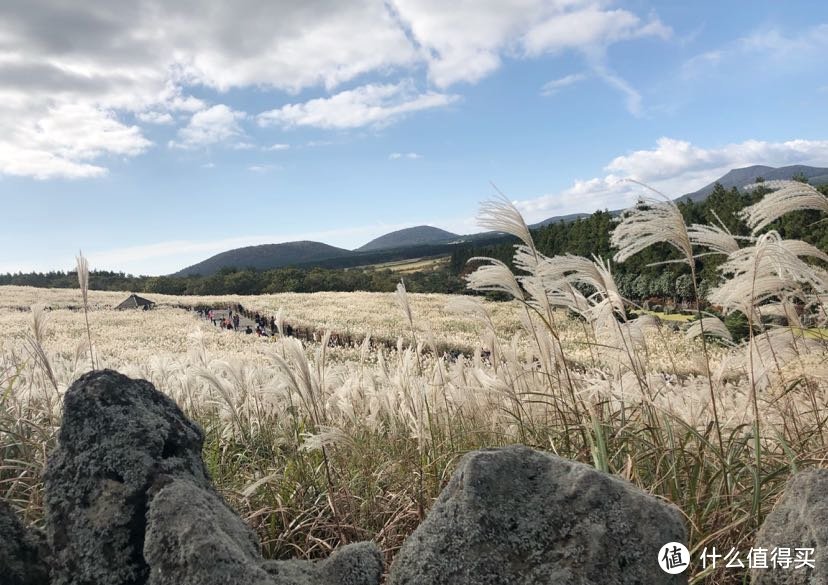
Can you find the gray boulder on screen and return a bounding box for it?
[144,478,383,585]
[263,542,384,585]
[0,499,51,585]
[44,369,382,585]
[753,469,828,584]
[143,478,277,585]
[388,445,687,585]
[44,369,211,585]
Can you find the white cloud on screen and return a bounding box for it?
[0,1,415,178]
[391,1,669,88]
[389,0,527,88]
[525,5,668,115]
[681,50,722,77]
[606,137,828,184]
[737,24,828,58]
[593,65,642,116]
[258,82,459,130]
[515,137,828,222]
[522,7,670,57]
[389,152,423,160]
[540,67,646,117]
[170,104,246,149]
[136,111,174,124]
[0,1,670,178]
[0,104,150,179]
[265,143,290,151]
[231,141,256,150]
[683,23,828,79]
[33,104,150,160]
[170,2,418,93]
[247,164,279,173]
[0,144,108,180]
[541,73,588,96]
[159,84,208,113]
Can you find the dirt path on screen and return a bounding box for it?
[204,309,265,335]
[188,304,474,359]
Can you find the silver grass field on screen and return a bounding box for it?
[2,181,828,584]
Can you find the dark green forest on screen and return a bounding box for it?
[4,181,827,301]
[451,180,828,303]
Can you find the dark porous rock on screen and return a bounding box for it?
[144,478,274,585]
[753,469,828,585]
[388,445,687,585]
[144,478,383,585]
[0,499,51,585]
[43,369,382,585]
[263,542,384,585]
[44,369,210,585]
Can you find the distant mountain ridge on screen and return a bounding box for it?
[530,164,828,226]
[677,164,828,203]
[358,226,460,251]
[175,241,352,276]
[172,165,828,275]
[530,212,591,228]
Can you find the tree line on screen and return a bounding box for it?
[452,179,828,303]
[0,264,466,296]
[3,180,826,300]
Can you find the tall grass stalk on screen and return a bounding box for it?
[75,251,95,371]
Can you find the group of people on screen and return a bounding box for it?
[201,308,241,331]
[250,312,280,336]
[196,306,276,337]
[191,304,471,361]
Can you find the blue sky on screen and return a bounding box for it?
[2,0,827,275]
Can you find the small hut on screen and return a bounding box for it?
[115,294,156,310]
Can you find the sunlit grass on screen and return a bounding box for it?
[804,327,828,340]
[637,309,695,323]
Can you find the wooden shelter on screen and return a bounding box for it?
[115,294,156,310]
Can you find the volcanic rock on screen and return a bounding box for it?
[388,445,687,585]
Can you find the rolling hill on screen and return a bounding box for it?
[357,226,460,252]
[171,165,828,276]
[174,241,352,276]
[677,164,828,203]
[530,212,591,228]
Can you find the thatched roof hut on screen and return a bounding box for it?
[115,294,155,310]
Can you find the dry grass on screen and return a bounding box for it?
[1,180,827,583]
[638,309,695,323]
[357,255,450,274]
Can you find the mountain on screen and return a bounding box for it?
[174,241,352,276]
[530,165,828,226]
[357,225,460,252]
[173,165,828,275]
[530,212,591,228]
[677,164,828,203]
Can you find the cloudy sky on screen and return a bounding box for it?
[2,0,827,275]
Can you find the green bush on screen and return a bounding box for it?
[724,312,750,343]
